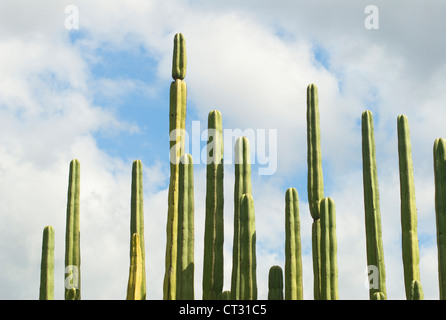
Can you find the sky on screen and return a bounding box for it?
[0,0,445,300]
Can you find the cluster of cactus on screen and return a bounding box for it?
[37,32,446,300]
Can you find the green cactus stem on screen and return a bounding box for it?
[361,110,386,299]
[434,137,446,299]
[409,280,424,300]
[176,153,195,300]
[397,115,421,299]
[371,292,385,300]
[164,33,188,300]
[203,110,224,300]
[268,265,284,300]
[39,225,54,300]
[319,197,338,300]
[231,136,252,300]
[218,291,231,300]
[64,159,81,300]
[126,233,143,300]
[284,187,303,300]
[239,193,257,300]
[172,33,186,80]
[130,160,146,299]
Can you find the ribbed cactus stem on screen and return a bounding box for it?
[361,110,386,299]
[39,225,54,300]
[203,110,224,300]
[176,153,195,300]
[64,159,81,300]
[319,197,338,300]
[371,292,385,300]
[410,280,424,300]
[397,115,421,299]
[130,160,146,299]
[218,291,231,300]
[434,137,446,299]
[164,33,187,300]
[231,136,252,300]
[306,83,324,300]
[284,187,303,300]
[268,265,284,300]
[126,233,143,300]
[239,193,257,300]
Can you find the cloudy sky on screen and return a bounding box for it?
[0,0,445,300]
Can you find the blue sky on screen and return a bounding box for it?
[0,0,445,300]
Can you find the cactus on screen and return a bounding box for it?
[239,193,257,300]
[176,153,195,300]
[371,292,385,300]
[39,225,54,300]
[397,115,422,299]
[319,197,338,300]
[361,110,386,299]
[64,159,81,300]
[130,160,146,299]
[203,110,224,300]
[268,265,284,300]
[284,187,303,300]
[409,280,424,300]
[164,32,187,300]
[126,233,143,300]
[306,83,324,300]
[434,137,446,299]
[231,136,252,300]
[218,291,231,300]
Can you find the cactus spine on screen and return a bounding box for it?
[434,137,446,299]
[306,83,324,299]
[319,197,338,300]
[64,159,81,300]
[397,115,422,299]
[164,33,187,300]
[361,110,386,299]
[239,193,257,300]
[231,136,253,300]
[39,225,54,300]
[284,187,303,300]
[203,110,224,300]
[126,233,143,300]
[130,160,146,299]
[176,153,195,300]
[268,265,284,300]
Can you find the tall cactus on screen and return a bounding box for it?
[319,197,338,300]
[268,265,284,300]
[164,33,187,300]
[239,193,257,300]
[434,137,446,299]
[284,187,303,300]
[203,110,224,300]
[64,159,81,300]
[130,160,146,299]
[397,115,422,299]
[39,225,54,300]
[126,233,143,300]
[306,83,324,299]
[176,153,195,300]
[231,136,252,300]
[361,110,386,299]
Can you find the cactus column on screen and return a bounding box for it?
[268,265,284,300]
[361,111,386,299]
[203,110,224,300]
[39,225,55,300]
[176,154,195,300]
[284,187,303,300]
[64,159,81,300]
[126,233,143,300]
[231,136,252,300]
[397,115,422,299]
[306,83,323,299]
[319,197,338,300]
[434,137,446,299]
[164,33,187,300]
[130,160,146,299]
[239,193,257,300]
